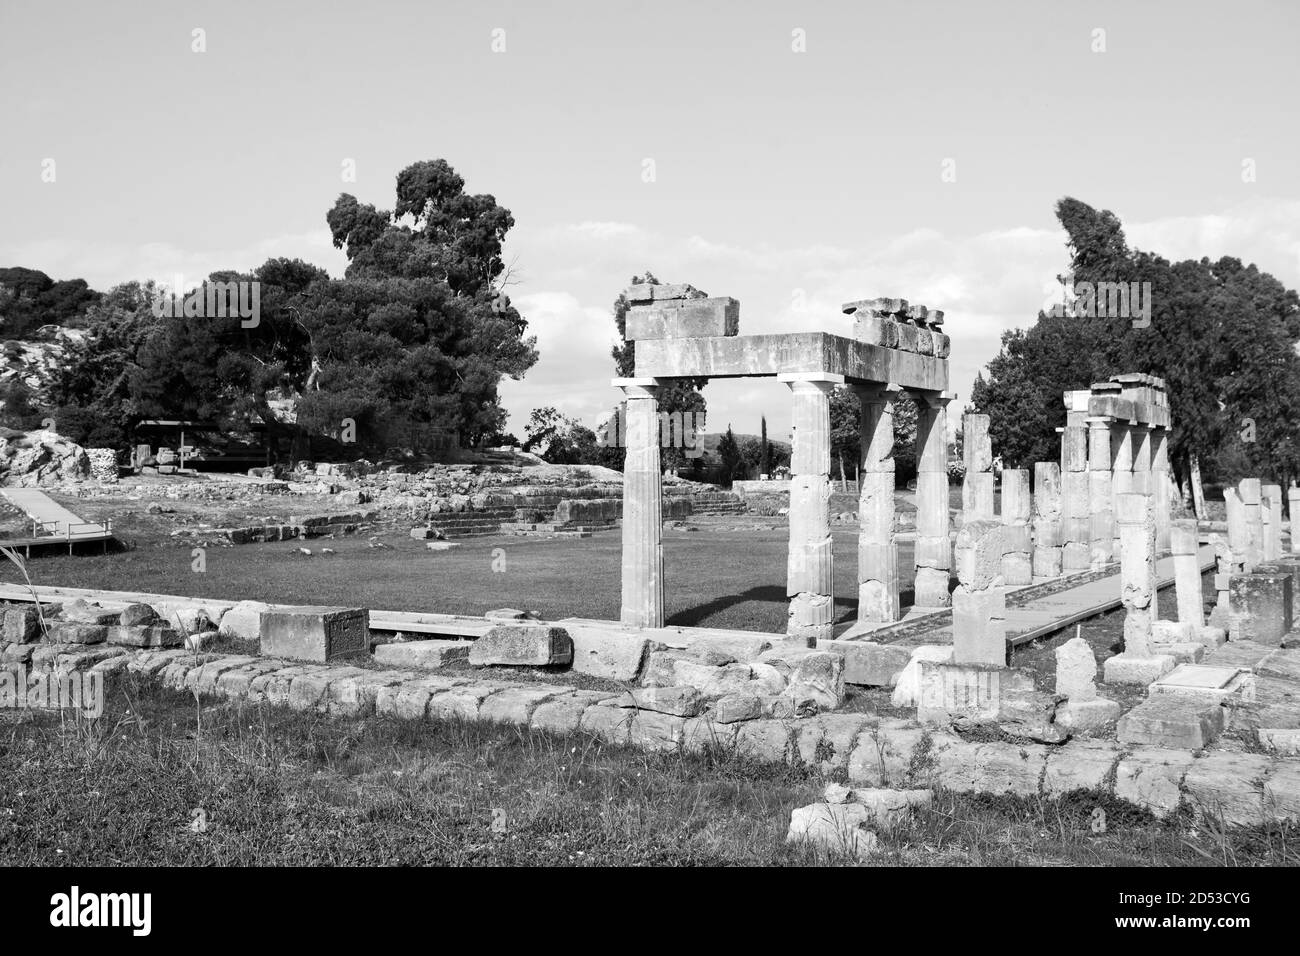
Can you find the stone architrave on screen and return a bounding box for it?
[1032,462,1063,579]
[1103,493,1175,684]
[913,391,954,608]
[614,378,664,628]
[854,384,901,623]
[781,373,841,643]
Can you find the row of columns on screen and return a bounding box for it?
[614,375,954,642]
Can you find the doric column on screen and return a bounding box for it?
[1171,518,1204,630]
[1151,428,1173,550]
[1110,423,1134,556]
[1131,424,1153,498]
[1059,410,1090,571]
[780,372,840,643]
[961,412,994,521]
[614,377,664,628]
[1240,478,1264,572]
[1000,468,1032,585]
[1262,483,1283,562]
[1032,462,1063,579]
[853,383,901,623]
[913,391,954,608]
[1086,416,1114,567]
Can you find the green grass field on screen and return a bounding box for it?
[1,524,917,636]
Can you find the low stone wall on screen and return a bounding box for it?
[170,510,380,545]
[12,642,1296,825]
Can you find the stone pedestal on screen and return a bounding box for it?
[781,373,840,643]
[913,391,953,608]
[1289,486,1300,555]
[1241,478,1264,572]
[1228,571,1293,645]
[952,519,1007,666]
[854,384,900,623]
[1104,493,1175,684]
[1032,462,1063,579]
[615,378,665,628]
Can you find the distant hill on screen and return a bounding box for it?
[0,267,100,340]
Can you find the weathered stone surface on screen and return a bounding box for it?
[937,741,1047,796]
[219,600,271,641]
[119,603,159,627]
[714,694,763,723]
[260,606,369,662]
[625,297,740,340]
[479,685,571,724]
[794,714,872,771]
[468,625,572,667]
[608,684,704,717]
[786,803,879,860]
[818,638,902,687]
[106,624,182,648]
[890,645,953,707]
[1114,748,1194,817]
[847,787,932,827]
[326,670,409,717]
[847,722,962,788]
[567,627,648,681]
[1228,572,1292,645]
[784,650,845,709]
[427,683,503,720]
[1103,652,1175,685]
[950,585,1006,666]
[1055,697,1121,733]
[60,600,119,625]
[47,622,107,645]
[4,606,43,644]
[1054,636,1097,700]
[1148,663,1253,703]
[373,640,471,669]
[1263,761,1300,820]
[1183,752,1271,826]
[1116,695,1224,749]
[954,520,1004,589]
[1042,739,1120,795]
[733,719,795,765]
[529,690,609,735]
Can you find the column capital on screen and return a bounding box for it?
[1084,416,1113,426]
[777,372,845,389]
[911,389,957,409]
[850,382,902,401]
[612,376,661,398]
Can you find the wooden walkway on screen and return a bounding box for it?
[840,544,1218,648]
[0,488,114,555]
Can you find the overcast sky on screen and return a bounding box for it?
[2,0,1298,442]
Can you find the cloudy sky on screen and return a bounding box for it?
[2,0,1298,442]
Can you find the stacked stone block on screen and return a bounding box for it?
[782,373,839,643]
[1031,462,1063,579]
[1000,468,1033,586]
[1059,397,1091,572]
[961,413,994,522]
[951,520,1007,666]
[913,392,953,608]
[1086,416,1115,567]
[842,298,950,359]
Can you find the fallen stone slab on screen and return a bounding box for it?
[260,606,370,663]
[890,645,952,707]
[565,625,649,681]
[59,600,119,625]
[468,625,572,667]
[3,606,44,643]
[818,639,911,687]
[1147,663,1253,703]
[373,640,471,669]
[1114,748,1195,818]
[219,600,271,642]
[786,803,879,860]
[848,788,933,827]
[47,622,108,645]
[606,685,704,717]
[1043,739,1122,795]
[106,624,183,648]
[714,694,763,723]
[119,603,159,627]
[479,685,573,724]
[1117,695,1224,749]
[1055,697,1122,734]
[529,690,611,735]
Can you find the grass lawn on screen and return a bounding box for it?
[1,677,1292,866]
[0,524,920,637]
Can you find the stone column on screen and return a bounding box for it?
[1032,462,1063,579]
[1110,423,1134,557]
[1170,518,1204,630]
[1131,424,1153,498]
[780,373,840,643]
[1151,428,1173,551]
[1289,484,1300,555]
[913,391,954,608]
[615,378,664,628]
[952,520,1006,665]
[854,383,901,623]
[961,413,994,521]
[1086,416,1114,567]
[1060,411,1090,571]
[1262,483,1283,562]
[1103,493,1175,684]
[1211,487,1250,629]
[1240,478,1264,572]
[1000,468,1032,585]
